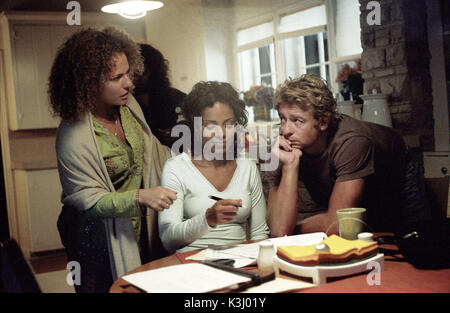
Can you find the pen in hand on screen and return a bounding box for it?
[209,195,247,209]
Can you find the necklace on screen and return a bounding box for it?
[114,117,119,136]
[94,113,120,137]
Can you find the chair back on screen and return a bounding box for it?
[0,239,41,293]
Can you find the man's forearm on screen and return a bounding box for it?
[297,212,337,235]
[267,164,299,237]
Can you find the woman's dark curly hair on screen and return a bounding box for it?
[134,43,170,92]
[48,27,144,121]
[176,81,247,158]
[181,81,248,128]
[133,43,186,146]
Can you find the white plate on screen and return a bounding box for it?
[273,253,384,285]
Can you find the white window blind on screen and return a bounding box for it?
[278,4,327,33]
[335,0,362,58]
[237,21,274,47]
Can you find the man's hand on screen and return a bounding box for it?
[266,136,303,237]
[271,135,302,167]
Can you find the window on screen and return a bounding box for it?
[236,22,276,92]
[236,1,362,122]
[237,44,276,91]
[236,4,329,123]
[277,4,329,85]
[281,32,330,84]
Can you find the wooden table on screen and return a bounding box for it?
[110,241,450,293]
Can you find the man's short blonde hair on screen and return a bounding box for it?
[275,74,340,127]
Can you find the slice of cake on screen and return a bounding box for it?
[277,235,378,266]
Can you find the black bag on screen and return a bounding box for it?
[381,148,450,269]
[378,219,450,269]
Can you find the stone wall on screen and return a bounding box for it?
[359,0,434,150]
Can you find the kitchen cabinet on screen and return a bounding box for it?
[14,168,63,254]
[10,24,75,129]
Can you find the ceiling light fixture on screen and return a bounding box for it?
[101,1,164,19]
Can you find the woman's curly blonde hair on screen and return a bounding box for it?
[275,74,340,128]
[48,27,143,121]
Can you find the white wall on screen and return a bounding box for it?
[334,0,362,58]
[202,0,235,83]
[144,0,207,93]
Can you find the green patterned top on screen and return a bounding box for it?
[88,105,144,243]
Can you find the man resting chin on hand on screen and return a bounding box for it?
[265,74,427,238]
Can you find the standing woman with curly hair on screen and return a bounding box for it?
[158,81,269,253]
[48,27,176,293]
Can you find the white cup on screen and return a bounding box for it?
[358,232,374,242]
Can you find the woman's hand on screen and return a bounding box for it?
[138,187,177,212]
[205,199,241,227]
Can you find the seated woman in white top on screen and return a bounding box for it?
[158,81,269,253]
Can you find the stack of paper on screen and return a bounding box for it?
[122,263,251,293]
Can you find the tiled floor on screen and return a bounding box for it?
[30,251,75,293]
